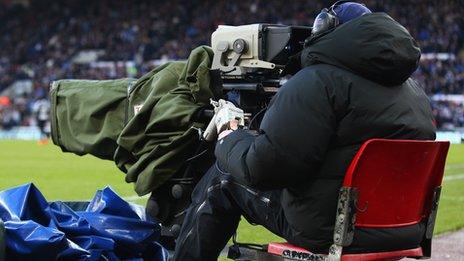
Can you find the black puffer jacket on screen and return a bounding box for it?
[215,13,435,252]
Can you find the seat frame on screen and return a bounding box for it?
[228,139,449,261]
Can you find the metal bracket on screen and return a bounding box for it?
[421,186,442,258]
[211,38,275,76]
[327,245,342,261]
[426,186,441,239]
[328,187,358,261]
[212,41,244,75]
[333,187,358,246]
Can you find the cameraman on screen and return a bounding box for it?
[174,2,435,260]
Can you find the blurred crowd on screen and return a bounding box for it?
[432,100,464,130]
[0,0,463,130]
[415,58,464,95]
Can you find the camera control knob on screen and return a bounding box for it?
[171,184,184,199]
[233,39,247,54]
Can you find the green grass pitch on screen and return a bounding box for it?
[0,140,463,246]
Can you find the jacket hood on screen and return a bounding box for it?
[301,13,420,86]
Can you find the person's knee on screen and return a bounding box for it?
[190,163,230,203]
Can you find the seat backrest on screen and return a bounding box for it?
[343,139,449,228]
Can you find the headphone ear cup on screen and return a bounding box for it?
[311,9,337,36]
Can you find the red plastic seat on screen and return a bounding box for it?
[266,242,424,261]
[266,139,450,261]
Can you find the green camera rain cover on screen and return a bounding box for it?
[50,46,216,195]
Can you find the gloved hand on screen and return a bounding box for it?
[218,119,239,140]
[203,99,244,141]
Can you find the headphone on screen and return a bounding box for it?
[311,0,353,37]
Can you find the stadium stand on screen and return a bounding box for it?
[0,0,463,130]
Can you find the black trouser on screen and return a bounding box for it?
[173,162,300,261]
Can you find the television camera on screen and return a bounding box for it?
[209,23,311,129]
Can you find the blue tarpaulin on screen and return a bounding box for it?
[0,183,168,260]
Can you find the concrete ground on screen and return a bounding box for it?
[427,229,464,260]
